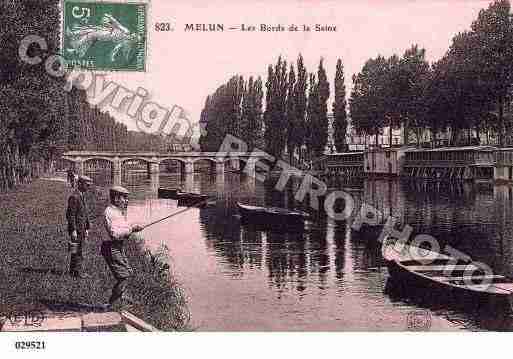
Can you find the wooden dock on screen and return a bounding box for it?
[1,310,159,332]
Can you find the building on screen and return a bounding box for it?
[402,146,496,180]
[313,152,364,177]
[494,148,513,181]
[364,147,406,176]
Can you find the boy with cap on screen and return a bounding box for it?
[102,185,143,308]
[66,175,94,279]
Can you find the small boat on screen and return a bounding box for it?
[177,197,209,208]
[237,202,310,224]
[174,192,209,207]
[382,237,513,309]
[176,191,208,201]
[158,187,179,198]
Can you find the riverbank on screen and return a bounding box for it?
[0,179,189,331]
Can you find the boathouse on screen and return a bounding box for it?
[402,146,496,180]
[364,147,408,176]
[494,148,513,182]
[313,152,364,177]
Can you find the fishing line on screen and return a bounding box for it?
[141,197,214,230]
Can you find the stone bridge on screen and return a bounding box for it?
[61,151,269,185]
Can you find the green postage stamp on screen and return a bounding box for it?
[62,1,147,71]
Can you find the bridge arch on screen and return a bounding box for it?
[159,158,188,165]
[192,158,218,174]
[223,157,248,164]
[82,158,115,175]
[83,157,115,164]
[192,157,218,164]
[121,157,151,164]
[159,158,187,175]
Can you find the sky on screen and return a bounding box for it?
[96,0,491,131]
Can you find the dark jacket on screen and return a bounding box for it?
[66,190,90,236]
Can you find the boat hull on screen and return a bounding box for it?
[158,187,178,199]
[385,258,512,311]
[177,197,209,208]
[237,203,307,226]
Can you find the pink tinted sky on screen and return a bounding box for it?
[104,0,491,130]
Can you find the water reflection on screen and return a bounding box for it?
[86,169,513,330]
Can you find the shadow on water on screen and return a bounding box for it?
[194,175,513,329]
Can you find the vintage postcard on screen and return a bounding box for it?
[1,0,513,355]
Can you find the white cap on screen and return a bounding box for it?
[110,185,130,195]
[78,175,93,183]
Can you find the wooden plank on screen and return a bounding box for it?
[493,283,513,290]
[125,323,141,332]
[2,316,82,332]
[464,284,511,295]
[398,253,454,262]
[120,311,159,332]
[82,312,125,332]
[430,275,505,282]
[404,264,479,272]
[385,244,453,262]
[491,283,513,293]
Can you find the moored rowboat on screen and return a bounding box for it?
[176,192,208,201]
[236,202,310,224]
[177,194,210,208]
[158,187,179,198]
[382,237,513,309]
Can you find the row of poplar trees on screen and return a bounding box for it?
[350,0,513,147]
[0,0,166,191]
[199,55,349,164]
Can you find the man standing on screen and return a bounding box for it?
[67,167,75,188]
[66,175,94,279]
[102,186,143,308]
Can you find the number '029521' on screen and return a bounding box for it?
[15,341,46,350]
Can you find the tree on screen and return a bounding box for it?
[315,58,330,155]
[306,73,319,157]
[252,77,265,149]
[349,56,389,146]
[390,45,431,145]
[240,76,264,149]
[470,0,513,147]
[285,64,296,162]
[264,57,288,157]
[332,59,348,152]
[198,96,212,150]
[293,54,308,163]
[240,77,253,147]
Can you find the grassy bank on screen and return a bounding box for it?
[0,179,189,331]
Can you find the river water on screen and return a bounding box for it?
[86,170,513,331]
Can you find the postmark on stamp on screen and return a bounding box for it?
[62,0,147,71]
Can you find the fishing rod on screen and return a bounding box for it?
[141,197,214,230]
